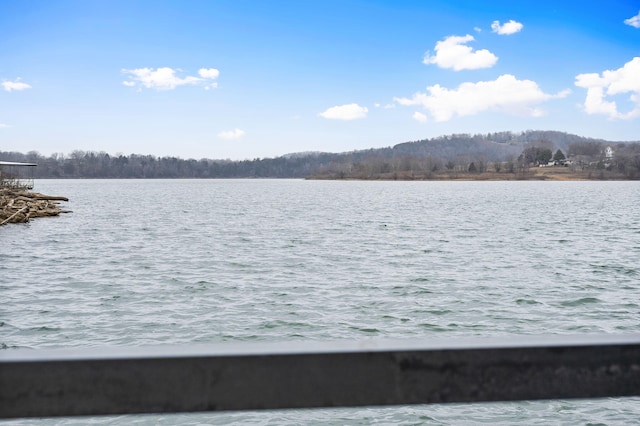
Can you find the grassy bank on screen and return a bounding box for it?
[308,166,632,181]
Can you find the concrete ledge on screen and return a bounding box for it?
[1,334,639,418]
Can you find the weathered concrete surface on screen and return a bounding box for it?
[1,334,639,418]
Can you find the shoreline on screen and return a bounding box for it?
[307,167,635,181]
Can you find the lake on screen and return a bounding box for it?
[1,179,639,424]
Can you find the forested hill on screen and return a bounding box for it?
[391,130,615,161]
[2,130,638,179]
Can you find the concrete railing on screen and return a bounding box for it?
[1,334,639,419]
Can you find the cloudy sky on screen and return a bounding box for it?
[1,0,639,160]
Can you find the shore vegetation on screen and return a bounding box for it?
[1,130,639,180]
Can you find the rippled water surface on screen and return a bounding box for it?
[2,179,639,424]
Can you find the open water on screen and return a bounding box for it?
[1,179,639,425]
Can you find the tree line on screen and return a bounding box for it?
[2,130,639,179]
[0,150,341,179]
[311,133,640,179]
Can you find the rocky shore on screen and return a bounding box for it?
[0,189,70,225]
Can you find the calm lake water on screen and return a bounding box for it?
[2,179,639,425]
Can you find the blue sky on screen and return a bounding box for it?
[1,0,639,160]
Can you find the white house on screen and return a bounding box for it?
[604,145,615,159]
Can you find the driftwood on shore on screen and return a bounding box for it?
[0,189,70,225]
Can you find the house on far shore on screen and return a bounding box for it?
[605,145,615,160]
[0,161,37,190]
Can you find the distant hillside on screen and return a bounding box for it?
[376,130,627,162]
[1,130,638,179]
[310,130,640,180]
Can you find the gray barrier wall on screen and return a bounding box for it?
[1,334,639,419]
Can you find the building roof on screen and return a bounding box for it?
[0,161,37,166]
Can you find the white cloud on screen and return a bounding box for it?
[122,67,219,90]
[575,57,640,119]
[198,68,220,79]
[0,123,12,128]
[491,20,524,35]
[624,11,640,28]
[319,103,368,120]
[412,111,428,123]
[218,128,245,140]
[423,35,498,71]
[394,74,568,122]
[2,78,32,92]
